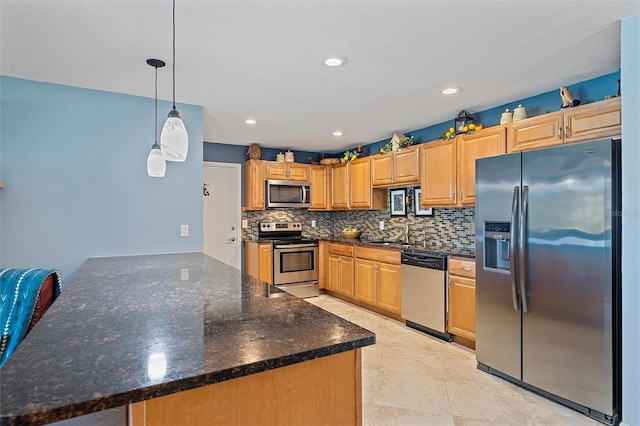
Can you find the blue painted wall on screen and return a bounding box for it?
[0,77,204,284]
[621,14,640,426]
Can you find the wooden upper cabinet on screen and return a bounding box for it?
[393,147,420,184]
[331,163,349,210]
[331,158,387,210]
[349,157,373,209]
[371,146,420,187]
[265,162,309,181]
[457,126,507,206]
[563,97,621,144]
[507,111,563,152]
[371,154,394,186]
[507,97,621,152]
[244,160,265,210]
[310,165,330,210]
[420,138,457,207]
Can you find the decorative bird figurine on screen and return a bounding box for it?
[560,86,581,108]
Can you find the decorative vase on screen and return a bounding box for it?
[513,105,528,121]
[284,150,294,163]
[276,152,285,162]
[500,109,513,124]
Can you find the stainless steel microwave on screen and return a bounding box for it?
[266,180,311,208]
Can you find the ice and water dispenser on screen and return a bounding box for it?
[484,222,511,271]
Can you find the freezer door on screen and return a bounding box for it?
[521,139,614,415]
[475,152,522,380]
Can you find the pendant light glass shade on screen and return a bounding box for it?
[161,0,188,162]
[147,142,166,177]
[160,108,188,162]
[146,58,166,177]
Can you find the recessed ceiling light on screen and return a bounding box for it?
[442,87,461,95]
[325,57,346,67]
[333,130,344,136]
[245,119,257,125]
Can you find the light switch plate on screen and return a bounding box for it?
[241,219,248,229]
[379,221,385,230]
[180,224,189,237]
[311,220,317,227]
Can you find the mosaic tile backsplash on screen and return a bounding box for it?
[242,187,476,255]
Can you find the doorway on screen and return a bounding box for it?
[203,161,241,269]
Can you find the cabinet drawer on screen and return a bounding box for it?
[328,243,354,257]
[355,246,401,265]
[449,258,476,278]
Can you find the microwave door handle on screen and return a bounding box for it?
[510,186,520,311]
[302,185,309,204]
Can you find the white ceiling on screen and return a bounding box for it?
[1,0,638,153]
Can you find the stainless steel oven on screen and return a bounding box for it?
[273,241,319,285]
[258,221,319,298]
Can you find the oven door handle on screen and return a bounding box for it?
[274,244,319,249]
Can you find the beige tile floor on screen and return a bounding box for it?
[54,294,600,426]
[305,294,601,426]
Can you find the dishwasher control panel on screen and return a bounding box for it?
[401,251,447,270]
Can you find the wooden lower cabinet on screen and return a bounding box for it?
[354,259,377,305]
[243,241,272,284]
[447,257,476,347]
[328,243,355,295]
[130,349,362,426]
[327,245,401,318]
[375,262,401,314]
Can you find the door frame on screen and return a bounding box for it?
[203,161,242,269]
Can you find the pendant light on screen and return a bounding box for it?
[160,0,189,162]
[147,58,167,178]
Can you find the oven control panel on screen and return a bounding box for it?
[260,222,302,232]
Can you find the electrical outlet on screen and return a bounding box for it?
[311,220,317,228]
[379,221,385,230]
[181,268,189,280]
[180,224,189,237]
[241,219,248,229]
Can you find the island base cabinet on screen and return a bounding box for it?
[130,349,363,426]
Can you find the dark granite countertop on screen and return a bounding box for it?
[0,253,375,425]
[243,237,474,258]
[322,237,476,258]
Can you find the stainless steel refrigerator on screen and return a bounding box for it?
[475,138,621,425]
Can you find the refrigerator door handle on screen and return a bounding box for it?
[510,186,520,311]
[519,185,530,313]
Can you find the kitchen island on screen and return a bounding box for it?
[0,253,375,425]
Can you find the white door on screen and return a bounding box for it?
[203,161,241,269]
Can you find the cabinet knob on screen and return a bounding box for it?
[462,266,472,271]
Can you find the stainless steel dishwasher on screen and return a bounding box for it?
[400,250,452,341]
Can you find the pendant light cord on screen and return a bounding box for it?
[155,65,159,142]
[172,0,176,110]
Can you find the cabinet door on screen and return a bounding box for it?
[349,157,372,209]
[354,259,377,305]
[310,165,329,210]
[457,127,506,206]
[287,164,310,181]
[265,162,288,180]
[339,256,355,297]
[506,112,562,152]
[376,262,401,314]
[392,146,420,185]
[327,254,341,292]
[244,160,265,210]
[371,154,394,186]
[258,244,273,284]
[448,275,476,341]
[420,138,457,207]
[563,97,621,144]
[331,163,349,209]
